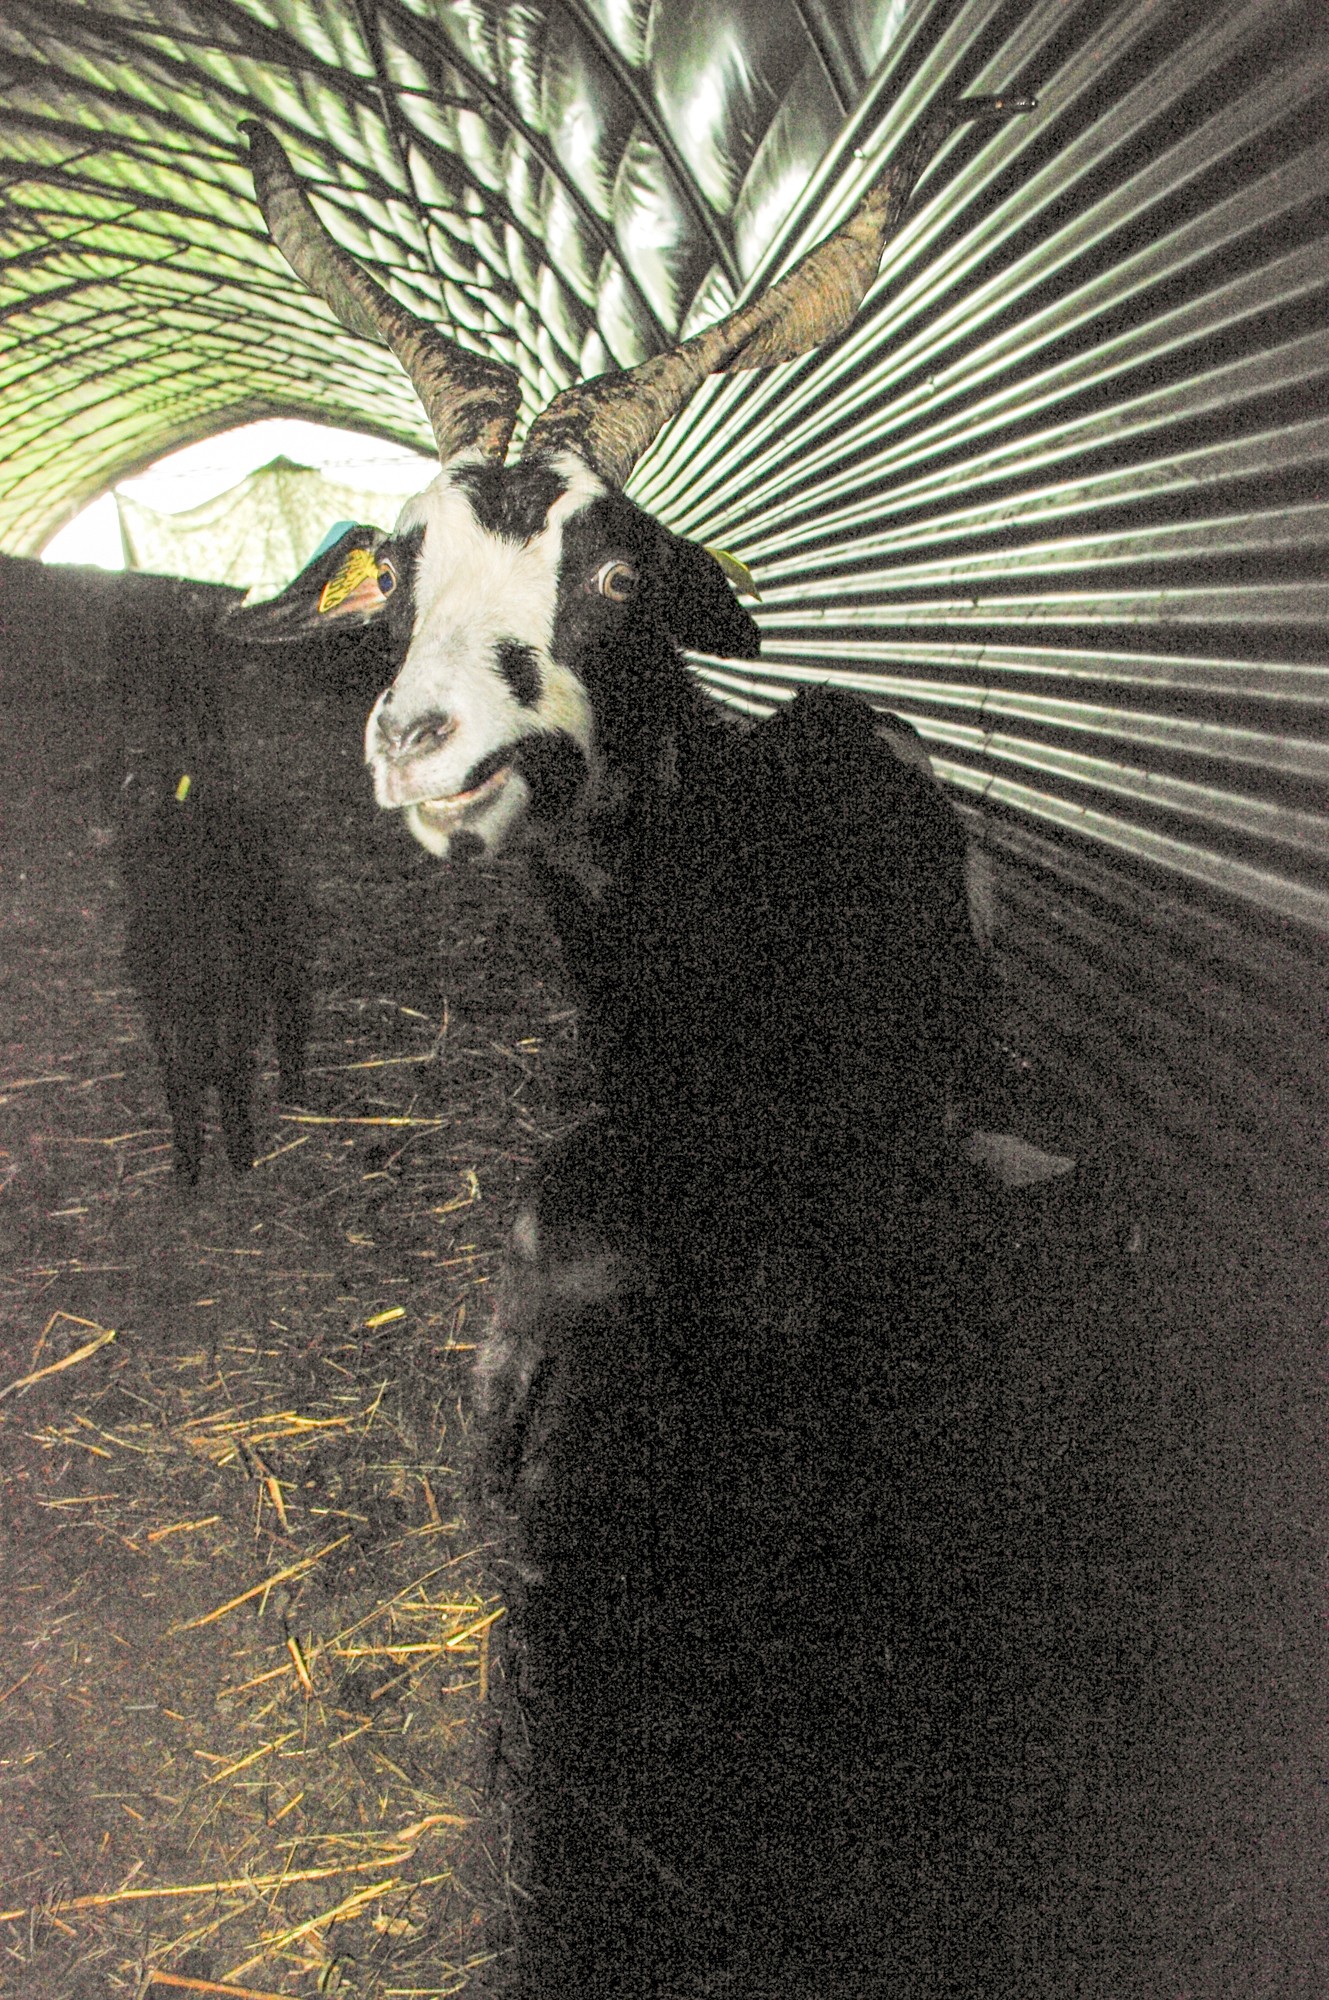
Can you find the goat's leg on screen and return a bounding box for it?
[470,1198,570,1523]
[470,1175,646,1582]
[216,1020,256,1174]
[271,956,310,1105]
[155,1027,206,1186]
[219,1085,256,1173]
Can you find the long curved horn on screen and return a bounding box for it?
[521,96,1034,486]
[241,121,521,464]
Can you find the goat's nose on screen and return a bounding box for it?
[376,705,456,760]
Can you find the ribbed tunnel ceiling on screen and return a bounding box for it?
[0,0,916,551]
[2,0,1328,1179]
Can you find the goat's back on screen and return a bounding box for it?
[578,687,994,1225]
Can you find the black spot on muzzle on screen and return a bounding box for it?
[496,640,542,708]
[460,744,517,794]
[457,733,586,826]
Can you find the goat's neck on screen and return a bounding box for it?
[528,670,726,966]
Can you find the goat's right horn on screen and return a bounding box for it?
[521,94,1035,488]
[241,122,521,464]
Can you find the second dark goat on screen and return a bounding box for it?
[103,596,309,1185]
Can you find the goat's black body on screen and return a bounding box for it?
[560,684,990,1227]
[104,596,310,1187]
[475,675,1011,1993]
[485,1153,1013,1994]
[229,447,1029,1987]
[120,795,308,1184]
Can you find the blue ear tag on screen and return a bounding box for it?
[308,520,362,565]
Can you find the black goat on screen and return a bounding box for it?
[453,683,1008,1991]
[229,102,1038,1991]
[102,599,309,1186]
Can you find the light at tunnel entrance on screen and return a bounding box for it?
[41,419,436,590]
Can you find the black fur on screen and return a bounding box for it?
[103,602,310,1187]
[382,524,424,668]
[453,460,568,543]
[511,729,587,824]
[552,494,761,682]
[495,638,542,708]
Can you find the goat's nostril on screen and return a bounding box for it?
[374,718,403,765]
[401,711,456,756]
[376,705,456,761]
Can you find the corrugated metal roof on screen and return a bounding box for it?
[631,0,1328,1184]
[1,0,1325,1181]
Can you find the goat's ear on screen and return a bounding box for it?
[226,524,394,643]
[651,532,762,661]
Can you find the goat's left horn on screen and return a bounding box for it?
[241,122,521,464]
[521,94,1035,488]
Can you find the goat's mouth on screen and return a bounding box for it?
[411,761,511,831]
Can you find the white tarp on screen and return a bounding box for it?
[114,455,412,594]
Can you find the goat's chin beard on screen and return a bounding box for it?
[401,765,531,860]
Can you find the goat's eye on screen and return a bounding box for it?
[377,560,397,596]
[593,559,638,602]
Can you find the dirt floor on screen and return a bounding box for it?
[1,558,1326,1998]
[0,567,585,1997]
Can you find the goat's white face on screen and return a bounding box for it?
[365,453,603,860]
[236,106,1025,858]
[230,445,761,862]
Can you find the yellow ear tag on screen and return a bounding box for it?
[318,546,379,615]
[704,544,762,600]
[175,774,191,803]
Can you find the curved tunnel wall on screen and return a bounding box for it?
[1,0,1325,1188]
[630,0,1329,1188]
